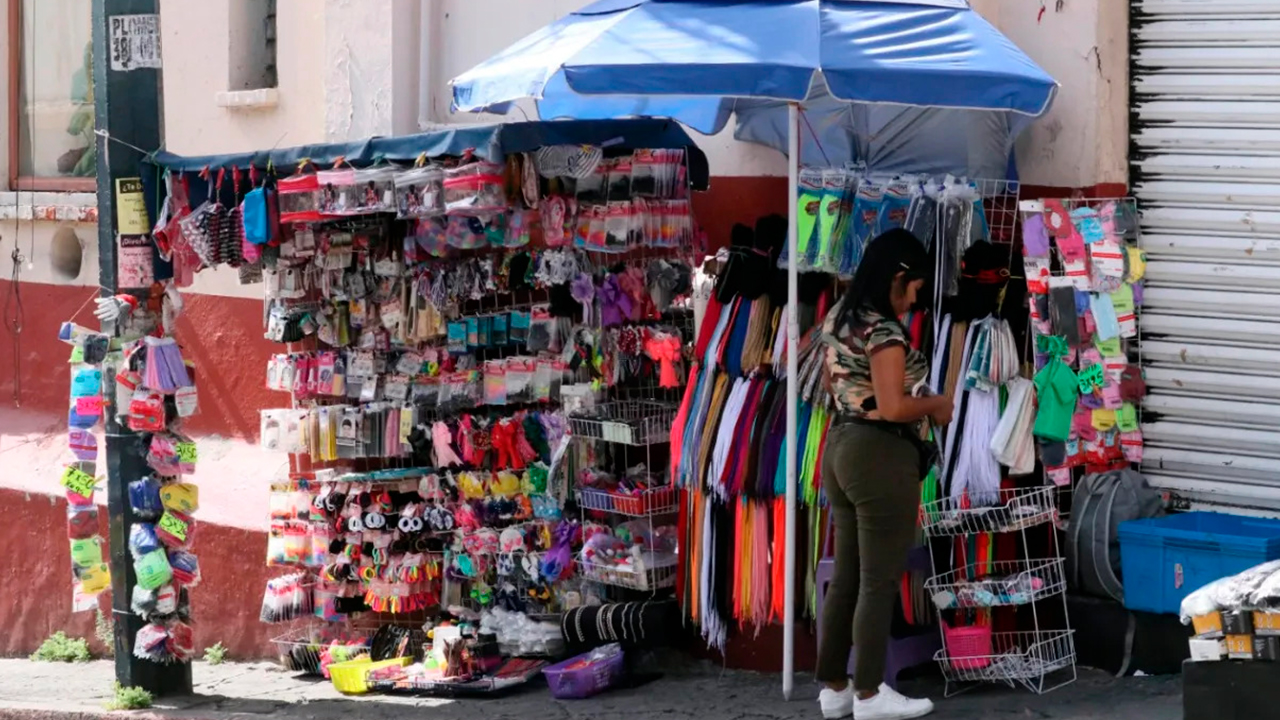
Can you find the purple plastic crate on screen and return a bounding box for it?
[542,645,624,699]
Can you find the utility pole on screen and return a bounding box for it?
[93,0,190,695]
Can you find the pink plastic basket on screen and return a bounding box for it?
[943,623,992,670]
[542,646,625,699]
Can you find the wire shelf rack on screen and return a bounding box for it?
[579,554,678,592]
[568,401,677,446]
[924,558,1066,611]
[270,626,372,676]
[920,486,1057,539]
[578,485,678,517]
[935,630,1077,696]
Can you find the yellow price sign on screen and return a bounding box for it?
[158,512,189,543]
[175,441,198,465]
[60,465,97,497]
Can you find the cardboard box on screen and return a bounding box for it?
[1253,611,1280,637]
[1255,635,1280,662]
[1188,637,1225,662]
[1223,610,1254,636]
[1226,634,1255,660]
[1191,611,1224,638]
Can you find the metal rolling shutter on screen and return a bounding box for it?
[1132,0,1280,514]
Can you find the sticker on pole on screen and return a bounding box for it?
[110,14,161,71]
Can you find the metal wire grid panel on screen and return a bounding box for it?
[567,401,678,446]
[972,178,1022,246]
[934,630,1077,695]
[271,625,372,676]
[920,486,1058,538]
[578,485,678,517]
[579,554,678,592]
[923,558,1066,611]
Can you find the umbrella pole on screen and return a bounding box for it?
[782,100,799,701]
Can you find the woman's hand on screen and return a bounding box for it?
[929,395,954,426]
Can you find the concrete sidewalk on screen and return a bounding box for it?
[0,657,1181,720]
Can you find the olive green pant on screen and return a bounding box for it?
[815,422,919,692]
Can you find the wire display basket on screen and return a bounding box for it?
[579,554,678,592]
[568,401,676,446]
[271,626,372,676]
[924,558,1066,611]
[920,486,1057,538]
[578,485,678,517]
[935,630,1077,696]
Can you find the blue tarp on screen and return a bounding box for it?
[148,119,710,190]
[450,0,1058,177]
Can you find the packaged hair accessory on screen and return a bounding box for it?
[260,572,315,623]
[278,174,323,224]
[395,166,445,219]
[353,166,396,214]
[67,505,99,541]
[142,336,192,393]
[135,548,173,590]
[317,167,360,216]
[169,550,201,587]
[443,162,506,215]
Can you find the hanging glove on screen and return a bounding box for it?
[94,294,138,323]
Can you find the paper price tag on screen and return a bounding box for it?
[75,396,104,417]
[60,466,97,498]
[158,512,189,543]
[175,441,198,465]
[175,385,198,417]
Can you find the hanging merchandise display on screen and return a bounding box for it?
[149,123,702,696]
[57,278,203,665]
[58,318,117,609]
[1019,198,1147,488]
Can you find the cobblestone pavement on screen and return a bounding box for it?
[0,657,1181,720]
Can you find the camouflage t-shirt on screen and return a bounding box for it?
[819,299,930,422]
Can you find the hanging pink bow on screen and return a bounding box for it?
[432,421,463,468]
[644,333,684,389]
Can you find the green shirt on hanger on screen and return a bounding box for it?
[1033,358,1078,442]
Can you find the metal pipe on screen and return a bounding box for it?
[782,100,799,701]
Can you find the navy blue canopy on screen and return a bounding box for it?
[149,119,710,190]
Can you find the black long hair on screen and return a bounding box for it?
[836,228,931,333]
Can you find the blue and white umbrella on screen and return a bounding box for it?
[451,0,1056,697]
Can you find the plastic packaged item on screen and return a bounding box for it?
[134,548,173,590]
[443,162,506,214]
[506,357,535,404]
[260,572,315,623]
[169,550,201,587]
[278,174,323,224]
[317,167,360,216]
[526,306,558,353]
[395,166,445,219]
[604,202,632,252]
[129,523,161,558]
[576,161,609,205]
[510,310,531,345]
[67,504,99,540]
[485,360,509,406]
[352,166,396,214]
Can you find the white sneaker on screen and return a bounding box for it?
[818,683,854,719]
[852,683,934,720]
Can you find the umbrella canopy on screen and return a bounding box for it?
[451,0,1057,175]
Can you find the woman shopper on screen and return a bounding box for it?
[815,229,951,720]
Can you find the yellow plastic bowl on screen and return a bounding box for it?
[328,657,411,695]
